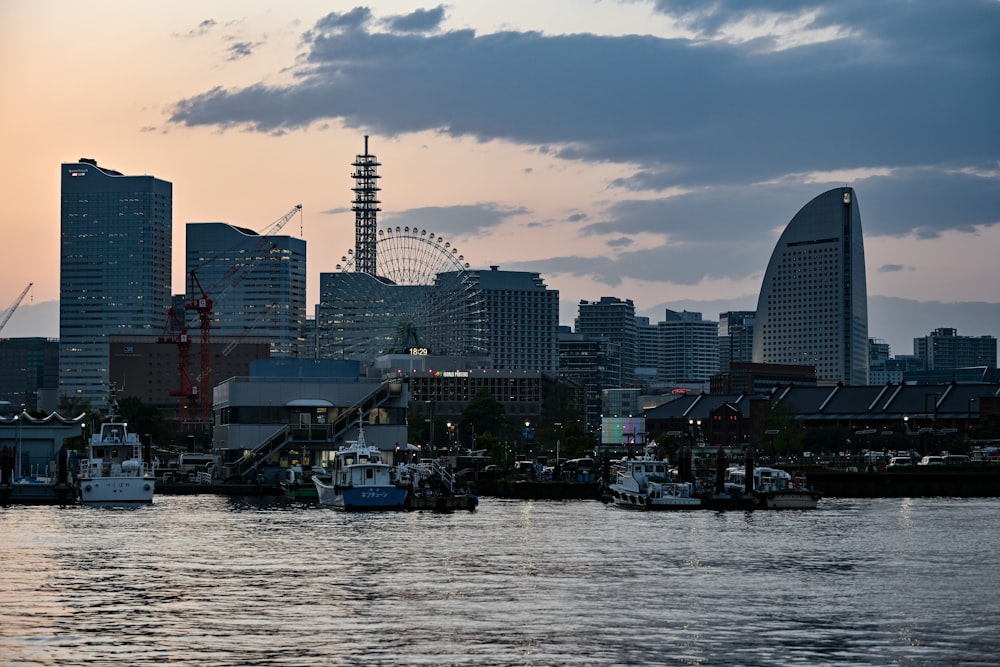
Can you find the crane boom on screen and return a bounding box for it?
[0,282,32,333]
[214,204,303,304]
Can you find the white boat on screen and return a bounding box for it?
[725,466,821,510]
[313,425,407,511]
[607,455,701,510]
[77,393,155,505]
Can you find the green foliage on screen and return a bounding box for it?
[117,396,165,445]
[58,396,94,420]
[973,414,1000,439]
[459,388,508,447]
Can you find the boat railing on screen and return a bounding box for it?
[428,459,457,492]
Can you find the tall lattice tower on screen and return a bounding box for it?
[351,136,381,276]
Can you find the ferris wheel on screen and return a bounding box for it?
[318,226,489,362]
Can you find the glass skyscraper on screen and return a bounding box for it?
[59,159,172,406]
[186,222,307,358]
[752,187,869,385]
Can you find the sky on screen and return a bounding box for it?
[1,0,999,356]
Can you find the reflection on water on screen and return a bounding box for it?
[2,497,999,666]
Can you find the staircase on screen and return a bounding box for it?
[228,379,401,481]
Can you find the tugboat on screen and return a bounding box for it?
[77,388,155,505]
[313,423,407,511]
[606,449,701,510]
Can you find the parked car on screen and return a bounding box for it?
[944,455,972,465]
[888,457,913,467]
[918,456,946,466]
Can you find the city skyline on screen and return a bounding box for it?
[2,1,999,356]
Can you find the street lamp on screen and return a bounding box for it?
[688,419,701,448]
[968,398,977,441]
[523,420,532,459]
[13,412,22,482]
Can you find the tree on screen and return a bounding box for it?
[459,388,507,448]
[117,396,166,448]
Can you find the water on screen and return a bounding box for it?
[2,496,999,666]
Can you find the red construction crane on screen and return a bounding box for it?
[157,307,198,424]
[185,270,214,423]
[165,205,302,425]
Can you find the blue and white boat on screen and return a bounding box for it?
[313,425,407,510]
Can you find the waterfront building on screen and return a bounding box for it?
[0,338,59,412]
[602,388,642,419]
[658,310,720,384]
[635,316,659,381]
[211,359,411,482]
[469,266,559,373]
[0,411,84,482]
[108,334,271,422]
[752,187,869,385]
[913,328,997,371]
[557,330,603,431]
[709,362,816,395]
[719,311,756,372]
[643,382,999,454]
[575,297,637,388]
[186,221,307,359]
[59,159,172,406]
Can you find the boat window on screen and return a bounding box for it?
[366,468,374,479]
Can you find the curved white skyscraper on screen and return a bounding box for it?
[752,187,869,385]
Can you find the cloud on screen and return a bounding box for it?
[381,5,446,33]
[168,2,1000,239]
[382,203,528,237]
[878,264,910,273]
[180,19,217,38]
[226,41,259,60]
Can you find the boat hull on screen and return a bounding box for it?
[280,482,318,500]
[608,485,702,510]
[755,490,821,510]
[313,478,407,510]
[79,476,155,504]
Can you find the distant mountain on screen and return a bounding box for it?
[2,299,58,339]
[6,296,999,361]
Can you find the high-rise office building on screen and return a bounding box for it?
[186,221,307,358]
[575,297,637,388]
[658,309,719,383]
[472,266,559,372]
[752,187,869,385]
[913,328,997,370]
[557,328,603,430]
[59,159,172,406]
[719,311,755,372]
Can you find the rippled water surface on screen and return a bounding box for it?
[2,496,999,666]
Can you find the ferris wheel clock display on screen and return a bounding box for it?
[321,226,488,364]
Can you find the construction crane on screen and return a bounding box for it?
[222,302,279,356]
[156,307,198,424]
[184,270,214,424]
[0,283,32,334]
[214,204,303,305]
[164,205,302,425]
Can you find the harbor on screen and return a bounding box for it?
[3,494,999,667]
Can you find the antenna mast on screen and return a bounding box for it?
[351,135,381,276]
